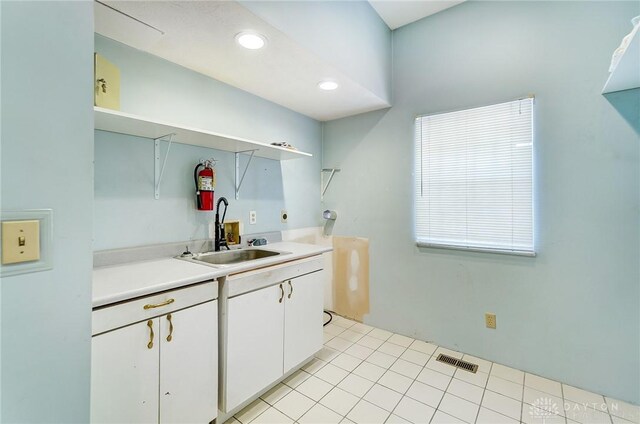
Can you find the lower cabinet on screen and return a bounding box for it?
[92,315,160,424]
[91,282,217,424]
[225,270,323,412]
[283,272,324,373]
[225,284,285,411]
[159,301,217,424]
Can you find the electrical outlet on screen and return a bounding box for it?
[249,211,257,225]
[485,313,497,329]
[281,210,288,223]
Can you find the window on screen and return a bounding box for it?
[414,97,534,256]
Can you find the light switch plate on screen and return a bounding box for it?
[0,209,53,277]
[2,220,40,264]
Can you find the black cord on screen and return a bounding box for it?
[323,310,333,326]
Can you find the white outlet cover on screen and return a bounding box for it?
[249,210,256,224]
[281,210,288,223]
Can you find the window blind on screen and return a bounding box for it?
[414,97,534,255]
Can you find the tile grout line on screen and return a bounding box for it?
[472,360,494,424]
[520,372,525,423]
[328,327,388,422]
[427,361,455,424]
[336,325,412,421]
[387,348,435,423]
[239,316,631,424]
[317,338,482,424]
[267,383,315,423]
[315,325,383,421]
[478,375,528,423]
[560,381,566,424]
[279,355,355,423]
[388,345,438,422]
[325,325,501,424]
[323,325,440,423]
[432,373,491,423]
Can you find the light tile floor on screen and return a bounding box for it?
[227,315,639,424]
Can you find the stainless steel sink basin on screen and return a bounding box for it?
[186,248,287,267]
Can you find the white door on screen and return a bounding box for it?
[284,271,324,373]
[159,300,218,424]
[91,318,160,424]
[225,284,285,412]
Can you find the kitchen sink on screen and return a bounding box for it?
[185,248,288,267]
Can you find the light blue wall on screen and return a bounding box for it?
[241,1,392,105]
[0,0,3,415]
[1,1,94,421]
[94,35,322,250]
[322,1,640,404]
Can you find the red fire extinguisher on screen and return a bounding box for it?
[194,160,216,211]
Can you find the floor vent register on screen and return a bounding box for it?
[435,354,479,373]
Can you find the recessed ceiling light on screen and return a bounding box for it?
[318,80,339,91]
[236,32,266,50]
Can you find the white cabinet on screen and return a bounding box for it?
[223,265,323,413]
[226,284,285,411]
[283,272,324,373]
[159,301,217,424]
[91,317,160,424]
[91,281,218,424]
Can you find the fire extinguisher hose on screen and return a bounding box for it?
[194,163,203,210]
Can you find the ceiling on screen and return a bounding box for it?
[95,1,466,122]
[369,0,465,30]
[95,1,390,122]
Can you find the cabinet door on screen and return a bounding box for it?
[91,318,160,424]
[160,300,217,424]
[284,271,324,373]
[226,284,285,412]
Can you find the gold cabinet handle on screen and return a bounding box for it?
[143,298,175,310]
[278,283,284,303]
[288,280,293,299]
[147,320,154,349]
[166,314,173,342]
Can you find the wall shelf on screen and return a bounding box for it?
[602,24,640,94]
[94,107,313,160]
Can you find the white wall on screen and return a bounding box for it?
[1,1,94,421]
[322,1,640,404]
[94,35,323,250]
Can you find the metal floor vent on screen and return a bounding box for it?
[436,354,479,374]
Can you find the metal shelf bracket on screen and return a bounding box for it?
[321,168,341,200]
[235,149,258,200]
[154,133,175,199]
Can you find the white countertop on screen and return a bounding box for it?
[93,242,332,308]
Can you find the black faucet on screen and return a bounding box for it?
[215,197,230,251]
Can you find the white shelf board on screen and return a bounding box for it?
[94,107,312,160]
[603,24,640,94]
